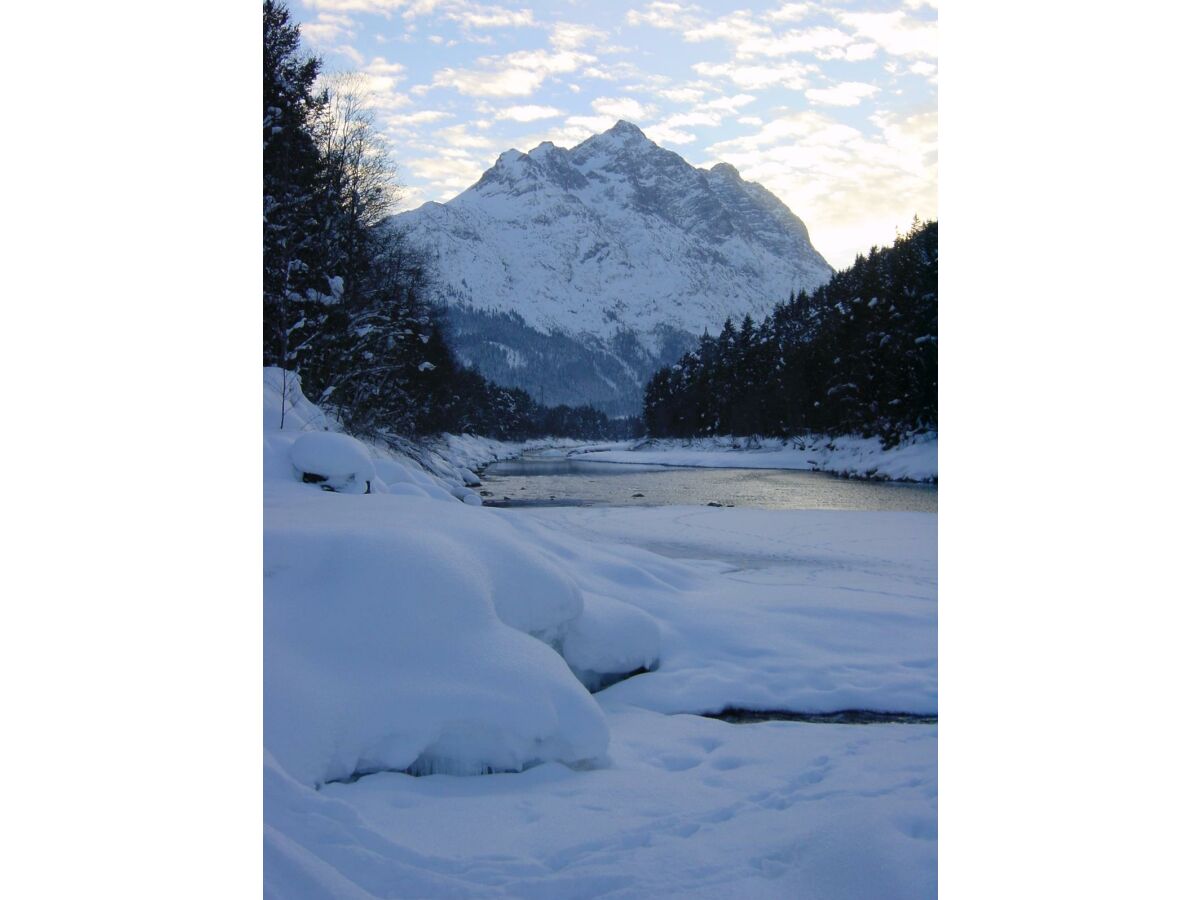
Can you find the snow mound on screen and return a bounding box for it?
[290,432,377,494]
[564,593,661,691]
[265,493,609,785]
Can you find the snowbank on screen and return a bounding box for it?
[505,505,937,716]
[265,488,608,784]
[572,432,938,483]
[274,708,936,900]
[262,368,936,897]
[289,432,377,493]
[264,369,621,784]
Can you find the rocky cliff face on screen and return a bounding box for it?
[393,120,832,415]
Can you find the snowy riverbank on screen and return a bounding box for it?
[263,369,936,898]
[564,434,938,483]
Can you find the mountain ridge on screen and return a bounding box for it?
[393,120,833,414]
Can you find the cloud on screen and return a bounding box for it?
[698,93,756,113]
[909,60,937,80]
[592,96,657,122]
[433,123,497,149]
[300,12,356,45]
[549,22,605,50]
[644,124,696,145]
[735,25,853,57]
[363,57,406,77]
[495,104,564,122]
[332,44,366,65]
[432,66,542,96]
[660,86,707,104]
[445,5,535,29]
[407,153,491,187]
[683,12,769,47]
[766,3,811,22]
[659,111,721,128]
[703,107,937,267]
[300,0,430,13]
[626,2,698,30]
[694,60,811,90]
[837,10,937,58]
[384,109,452,128]
[844,43,878,62]
[430,45,597,97]
[804,81,880,107]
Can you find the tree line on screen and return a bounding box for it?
[263,0,629,441]
[643,220,937,446]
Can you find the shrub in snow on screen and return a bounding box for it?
[289,432,377,494]
[264,367,329,432]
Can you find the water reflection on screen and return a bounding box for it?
[480,457,936,513]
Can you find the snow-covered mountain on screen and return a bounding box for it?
[394,121,833,415]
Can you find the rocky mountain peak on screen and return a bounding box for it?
[393,123,833,414]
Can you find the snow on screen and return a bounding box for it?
[393,121,833,411]
[568,433,938,483]
[264,367,329,432]
[266,467,610,787]
[506,506,936,716]
[269,711,936,900]
[289,432,377,493]
[263,369,935,897]
[563,592,662,691]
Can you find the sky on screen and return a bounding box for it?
[296,0,937,269]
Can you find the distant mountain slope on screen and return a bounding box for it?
[393,121,832,415]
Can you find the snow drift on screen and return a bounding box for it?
[263,369,668,785]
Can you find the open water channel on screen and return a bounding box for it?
[479,455,937,513]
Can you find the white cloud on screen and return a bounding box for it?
[625,2,698,30]
[430,46,594,97]
[694,60,811,91]
[703,107,937,267]
[566,115,616,132]
[767,3,811,22]
[446,5,535,29]
[495,104,564,122]
[332,44,366,65]
[432,66,542,96]
[699,93,756,113]
[660,86,706,104]
[804,81,880,107]
[659,110,721,128]
[550,22,604,50]
[844,42,878,62]
[837,10,937,58]
[300,12,356,45]
[384,109,452,128]
[592,96,657,122]
[732,25,853,58]
[433,123,497,149]
[683,12,769,46]
[408,154,490,187]
[644,124,696,145]
[910,60,937,79]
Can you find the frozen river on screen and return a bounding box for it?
[479,456,937,513]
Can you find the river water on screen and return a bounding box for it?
[480,456,937,513]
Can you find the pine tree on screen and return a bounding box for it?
[262,0,333,371]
